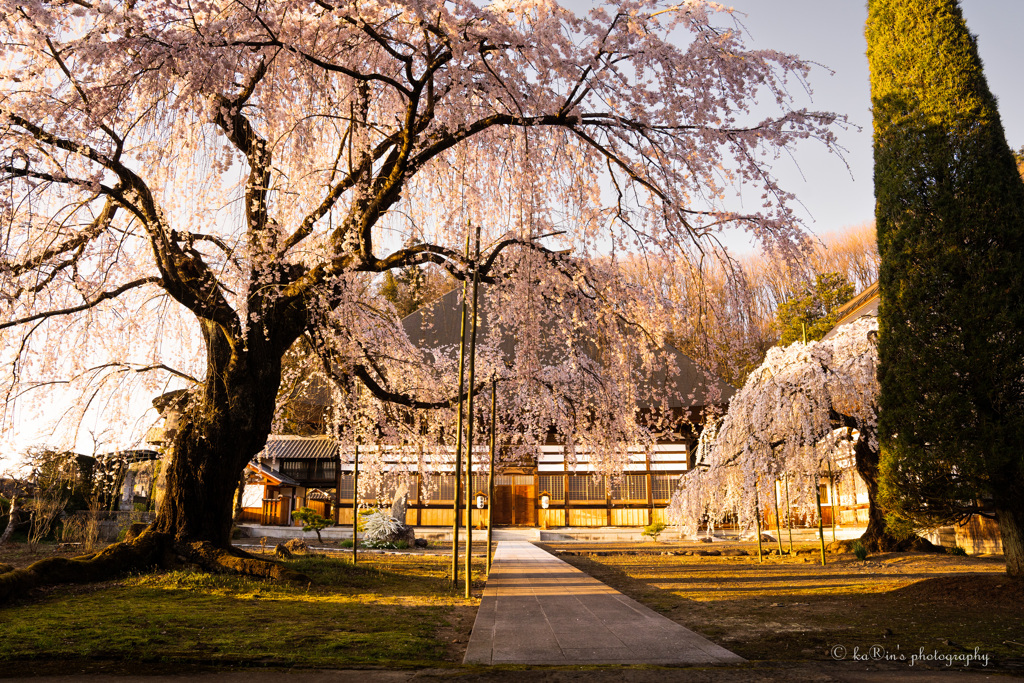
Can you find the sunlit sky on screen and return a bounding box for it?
[723,0,1024,243]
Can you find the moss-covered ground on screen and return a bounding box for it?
[0,547,482,676]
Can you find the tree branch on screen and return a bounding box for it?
[0,277,162,330]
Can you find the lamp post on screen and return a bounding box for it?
[476,492,487,531]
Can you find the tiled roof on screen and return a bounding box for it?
[260,435,339,460]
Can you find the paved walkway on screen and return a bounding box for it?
[464,541,745,666]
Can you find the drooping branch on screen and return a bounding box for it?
[0,193,119,280]
[0,277,162,330]
[3,114,239,332]
[211,59,275,255]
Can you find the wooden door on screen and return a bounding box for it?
[493,485,514,525]
[513,485,536,526]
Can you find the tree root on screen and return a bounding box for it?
[0,529,172,604]
[175,540,310,583]
[829,533,944,554]
[0,529,309,604]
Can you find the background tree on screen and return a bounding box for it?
[869,0,1024,577]
[378,264,453,319]
[632,222,878,387]
[0,0,840,590]
[0,476,28,546]
[774,272,855,345]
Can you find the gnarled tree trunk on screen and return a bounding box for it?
[153,320,289,547]
[0,325,311,604]
[853,428,897,550]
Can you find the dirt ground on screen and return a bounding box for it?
[539,541,1024,676]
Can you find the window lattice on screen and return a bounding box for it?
[609,474,647,501]
[470,474,489,493]
[568,475,606,501]
[651,475,677,501]
[310,461,336,480]
[538,475,564,501]
[423,474,456,501]
[338,474,353,499]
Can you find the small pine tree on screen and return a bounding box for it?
[869,0,1024,578]
[642,521,667,542]
[291,507,332,544]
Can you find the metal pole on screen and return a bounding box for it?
[785,473,794,555]
[772,479,784,555]
[486,378,496,575]
[464,225,481,600]
[815,473,826,566]
[352,442,359,565]
[827,459,837,542]
[754,482,763,563]
[450,232,472,587]
[334,441,342,527]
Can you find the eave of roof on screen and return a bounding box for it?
[247,460,302,487]
[822,281,879,341]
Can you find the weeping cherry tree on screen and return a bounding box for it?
[669,317,906,551]
[0,0,840,593]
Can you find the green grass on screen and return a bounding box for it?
[0,552,482,675]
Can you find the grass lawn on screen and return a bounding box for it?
[3,539,1023,677]
[0,546,483,677]
[543,542,1024,670]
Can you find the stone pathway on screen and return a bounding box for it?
[464,541,745,666]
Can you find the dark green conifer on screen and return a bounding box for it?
[869,0,1024,577]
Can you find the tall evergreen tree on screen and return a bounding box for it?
[869,0,1024,577]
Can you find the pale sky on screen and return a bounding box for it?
[724,0,1024,239]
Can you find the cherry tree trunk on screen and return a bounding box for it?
[853,428,902,552]
[152,321,287,548]
[0,495,19,546]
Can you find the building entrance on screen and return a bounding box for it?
[492,484,536,525]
